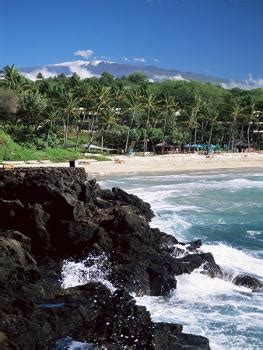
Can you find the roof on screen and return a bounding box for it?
[155,142,175,148]
[83,144,116,151]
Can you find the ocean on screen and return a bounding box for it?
[61,169,263,349]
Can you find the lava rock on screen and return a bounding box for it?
[153,323,210,350]
[233,274,263,290]
[0,168,214,348]
[112,187,154,221]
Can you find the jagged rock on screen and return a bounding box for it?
[112,187,154,221]
[0,229,40,295]
[0,168,213,348]
[233,274,263,290]
[153,323,210,350]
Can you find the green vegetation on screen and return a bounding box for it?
[0,65,262,161]
[0,129,81,162]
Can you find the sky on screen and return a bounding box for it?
[1,0,263,81]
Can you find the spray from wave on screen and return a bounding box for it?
[61,253,115,292]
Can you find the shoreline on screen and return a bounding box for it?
[5,153,263,177]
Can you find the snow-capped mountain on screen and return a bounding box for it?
[19,60,228,84]
[17,60,263,89]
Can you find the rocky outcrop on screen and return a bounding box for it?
[0,168,214,349]
[233,274,262,290]
[0,168,222,295]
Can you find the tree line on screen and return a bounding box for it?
[0,65,262,154]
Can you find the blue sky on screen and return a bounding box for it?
[1,0,263,80]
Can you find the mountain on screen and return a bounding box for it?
[18,60,262,89]
[19,60,230,85]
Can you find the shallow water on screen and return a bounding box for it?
[101,169,263,350]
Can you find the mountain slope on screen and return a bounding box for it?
[19,60,230,85]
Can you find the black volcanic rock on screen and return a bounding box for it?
[233,274,262,290]
[153,322,210,350]
[111,187,154,221]
[0,168,215,348]
[0,168,222,294]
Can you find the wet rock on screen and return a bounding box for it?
[153,323,210,350]
[112,187,154,221]
[233,274,263,290]
[0,168,214,348]
[0,229,40,295]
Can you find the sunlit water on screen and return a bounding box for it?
[60,170,263,349]
[100,170,263,350]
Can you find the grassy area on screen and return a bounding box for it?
[0,129,83,162]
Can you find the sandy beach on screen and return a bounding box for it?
[5,153,263,177]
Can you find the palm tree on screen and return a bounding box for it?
[75,86,93,150]
[160,93,179,146]
[86,85,111,150]
[44,107,59,148]
[184,95,203,152]
[228,101,245,151]
[59,92,80,146]
[1,65,21,90]
[142,89,158,153]
[1,65,30,92]
[99,108,118,152]
[246,99,258,151]
[205,104,219,146]
[124,90,142,153]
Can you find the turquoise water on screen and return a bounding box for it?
[101,170,263,350]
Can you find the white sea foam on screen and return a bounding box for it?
[61,254,115,292]
[101,171,263,349]
[136,269,263,349]
[202,243,263,279]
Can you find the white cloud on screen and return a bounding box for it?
[21,68,57,81]
[23,61,100,80]
[153,58,159,63]
[74,49,93,58]
[153,74,187,81]
[51,60,90,67]
[61,61,99,79]
[133,57,146,63]
[221,73,263,90]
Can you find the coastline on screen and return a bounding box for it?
[5,153,263,177]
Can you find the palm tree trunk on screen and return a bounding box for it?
[247,123,251,150]
[143,109,150,153]
[162,110,168,144]
[101,132,104,154]
[46,130,50,149]
[87,112,97,151]
[63,118,66,146]
[208,121,214,145]
[240,124,244,139]
[172,116,175,143]
[64,114,70,146]
[125,111,135,153]
[188,132,192,153]
[75,110,86,151]
[200,121,204,143]
[228,124,233,152]
[194,128,197,144]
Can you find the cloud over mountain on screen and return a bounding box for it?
[18,59,263,90]
[133,57,146,63]
[74,49,93,58]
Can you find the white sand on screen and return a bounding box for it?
[5,153,263,177]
